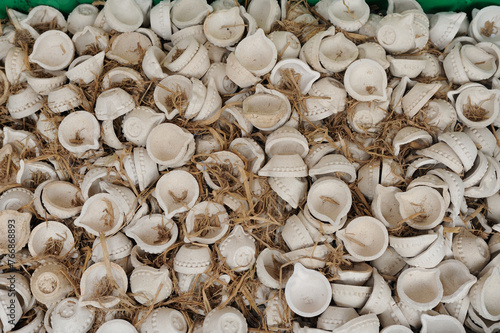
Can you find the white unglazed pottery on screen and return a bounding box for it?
[154,75,193,120]
[192,77,222,120]
[285,263,332,317]
[79,262,128,309]
[202,63,237,95]
[72,26,108,55]
[269,177,307,209]
[185,201,230,244]
[0,288,22,331]
[268,31,301,60]
[301,26,336,73]
[96,319,137,333]
[0,187,33,212]
[377,13,415,54]
[397,267,443,311]
[126,214,178,254]
[28,221,74,257]
[378,297,410,328]
[139,307,188,333]
[258,154,308,178]
[173,244,212,275]
[203,7,245,47]
[265,126,309,158]
[202,306,247,333]
[469,6,500,45]
[319,32,359,73]
[247,0,280,32]
[357,159,381,201]
[284,244,329,269]
[443,43,470,84]
[155,170,199,217]
[387,55,427,78]
[29,30,75,71]
[380,325,412,333]
[308,154,356,182]
[0,210,31,254]
[270,59,320,94]
[389,231,438,258]
[420,314,466,333]
[420,99,457,131]
[307,176,351,228]
[336,216,389,261]
[0,70,9,105]
[360,268,392,315]
[281,215,315,251]
[67,4,99,34]
[327,0,370,31]
[344,59,388,102]
[41,180,83,219]
[24,70,67,95]
[455,85,499,128]
[395,185,446,230]
[5,47,27,84]
[460,44,497,81]
[242,84,291,131]
[130,265,172,305]
[16,160,58,188]
[335,262,373,286]
[330,314,379,333]
[142,46,168,81]
[49,297,95,333]
[92,232,132,263]
[429,12,467,50]
[74,193,124,236]
[256,248,290,289]
[146,123,195,168]
[392,126,432,156]
[58,111,100,154]
[371,185,403,228]
[197,150,244,190]
[20,5,66,36]
[437,259,477,303]
[234,29,277,76]
[358,42,390,69]
[95,87,135,121]
[317,306,358,331]
[469,267,500,321]
[150,0,173,40]
[106,32,152,65]
[371,246,406,276]
[402,82,441,118]
[7,85,43,120]
[404,226,447,269]
[171,0,213,29]
[452,229,490,274]
[30,262,73,306]
[122,107,165,146]
[104,0,143,32]
[219,225,256,272]
[66,52,105,84]
[225,51,260,88]
[305,77,347,121]
[229,137,265,173]
[47,83,83,114]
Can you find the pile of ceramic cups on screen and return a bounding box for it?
[1,0,500,331]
